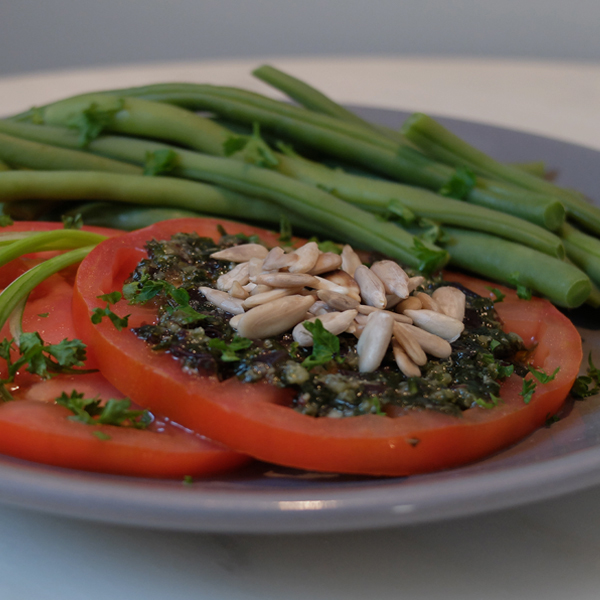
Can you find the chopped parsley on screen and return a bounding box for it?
[0,333,92,385]
[144,148,179,176]
[508,272,532,300]
[62,213,83,230]
[66,98,124,146]
[411,238,447,276]
[486,286,506,303]
[56,390,152,429]
[438,166,477,200]
[91,292,129,331]
[301,320,341,371]
[520,378,537,404]
[571,353,600,398]
[209,336,253,362]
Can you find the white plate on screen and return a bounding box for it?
[0,107,599,533]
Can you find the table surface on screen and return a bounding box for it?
[1,56,600,600]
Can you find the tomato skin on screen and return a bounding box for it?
[73,218,583,476]
[0,221,250,478]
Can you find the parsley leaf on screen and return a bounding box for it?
[520,378,536,404]
[438,166,477,200]
[528,365,560,384]
[308,237,342,255]
[62,213,83,229]
[56,390,151,429]
[486,286,506,303]
[144,148,179,176]
[301,320,340,370]
[473,393,501,409]
[0,333,92,385]
[0,214,14,227]
[123,276,205,324]
[223,123,278,168]
[279,216,293,245]
[545,414,561,428]
[411,238,447,276]
[571,353,600,398]
[387,200,417,226]
[66,99,124,146]
[91,291,129,330]
[507,272,532,300]
[208,336,253,362]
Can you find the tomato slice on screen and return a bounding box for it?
[73,218,583,476]
[0,221,249,478]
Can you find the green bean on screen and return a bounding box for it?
[402,113,600,233]
[273,152,565,257]
[11,90,565,230]
[512,161,547,178]
[36,86,402,154]
[442,227,591,308]
[0,159,10,172]
[560,222,600,287]
[0,170,286,225]
[62,202,206,231]
[0,131,142,174]
[0,169,445,270]
[0,121,565,257]
[8,97,565,232]
[42,94,231,156]
[252,64,406,144]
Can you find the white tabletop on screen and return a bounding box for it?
[2,56,600,600]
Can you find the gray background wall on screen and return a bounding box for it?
[1,0,599,76]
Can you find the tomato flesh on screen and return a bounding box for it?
[0,221,249,478]
[73,218,583,476]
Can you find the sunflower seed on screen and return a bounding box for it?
[210,243,268,262]
[432,286,466,321]
[199,287,245,315]
[253,272,319,288]
[370,260,410,299]
[229,280,249,299]
[403,309,464,343]
[395,323,453,359]
[357,305,412,324]
[262,246,298,271]
[242,287,302,309]
[392,322,427,366]
[408,276,425,292]
[236,294,315,339]
[292,309,358,346]
[216,261,250,291]
[356,310,394,372]
[229,313,243,329]
[395,296,422,313]
[415,292,442,312]
[322,270,361,300]
[354,265,387,309]
[308,300,333,316]
[309,252,343,275]
[392,340,421,378]
[288,242,320,273]
[316,289,360,311]
[248,257,265,278]
[340,244,362,277]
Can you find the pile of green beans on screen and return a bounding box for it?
[2,65,599,309]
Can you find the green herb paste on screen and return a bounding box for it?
[124,232,527,418]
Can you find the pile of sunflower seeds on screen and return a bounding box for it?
[199,241,466,377]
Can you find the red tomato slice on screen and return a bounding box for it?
[73,218,583,476]
[0,221,249,478]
